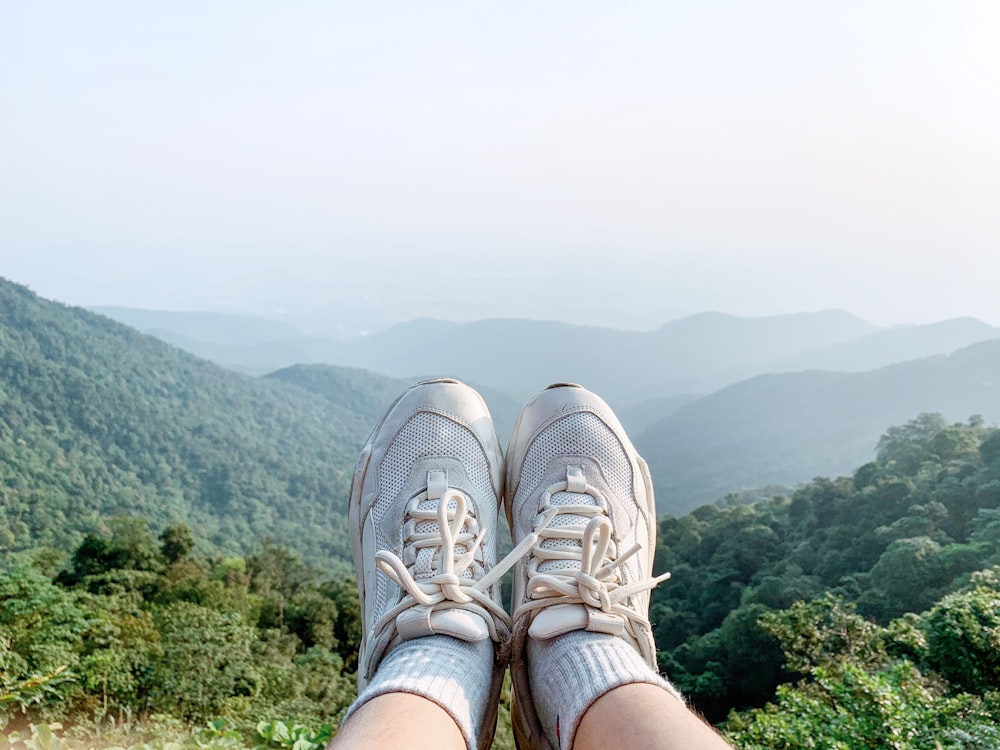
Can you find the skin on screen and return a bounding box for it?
[575,683,735,750]
[330,682,734,750]
[329,693,466,750]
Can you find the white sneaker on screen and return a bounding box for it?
[349,378,510,747]
[504,383,670,750]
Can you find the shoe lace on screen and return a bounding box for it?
[374,485,547,647]
[512,467,671,638]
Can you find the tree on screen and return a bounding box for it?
[0,565,88,716]
[921,568,1000,695]
[160,524,195,565]
[876,413,949,476]
[724,591,1000,749]
[145,601,257,722]
[57,517,164,591]
[758,595,885,675]
[724,660,997,750]
[862,537,946,620]
[981,430,1000,467]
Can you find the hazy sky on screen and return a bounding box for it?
[2,1,998,332]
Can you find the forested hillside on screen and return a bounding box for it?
[1,523,361,747]
[639,342,1000,513]
[651,413,1000,726]
[266,364,524,444]
[5,277,1000,748]
[98,307,880,403]
[3,414,999,748]
[0,278,379,565]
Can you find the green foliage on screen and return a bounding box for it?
[877,413,951,476]
[653,414,1000,720]
[146,603,257,723]
[920,568,1000,695]
[0,277,378,567]
[0,565,88,715]
[0,720,336,750]
[0,523,359,736]
[981,430,1000,467]
[725,661,999,750]
[757,595,885,674]
[160,525,195,565]
[724,574,1000,749]
[253,720,332,750]
[4,722,75,750]
[0,667,74,722]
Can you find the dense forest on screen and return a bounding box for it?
[1,524,360,748]
[0,279,385,566]
[3,414,999,748]
[102,303,1000,516]
[3,277,1000,747]
[653,413,1000,716]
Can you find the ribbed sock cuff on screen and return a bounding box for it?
[343,635,495,750]
[528,631,683,750]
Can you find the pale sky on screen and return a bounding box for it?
[2,1,998,333]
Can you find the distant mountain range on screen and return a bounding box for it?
[0,279,994,554]
[763,317,1000,374]
[638,340,1000,513]
[105,309,867,395]
[268,364,523,442]
[87,300,1000,516]
[90,306,1000,410]
[2,282,391,564]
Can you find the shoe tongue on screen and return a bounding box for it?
[413,496,473,581]
[538,488,597,575]
[430,609,490,641]
[413,471,472,582]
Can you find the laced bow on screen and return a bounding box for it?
[373,484,552,647]
[513,468,671,636]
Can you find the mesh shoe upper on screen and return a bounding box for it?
[504,384,670,750]
[349,379,509,694]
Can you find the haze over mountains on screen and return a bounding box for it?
[2,278,998,556]
[1,281,373,562]
[87,296,1000,514]
[91,305,1000,404]
[639,340,1000,509]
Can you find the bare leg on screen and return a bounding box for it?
[330,693,466,750]
[575,683,733,750]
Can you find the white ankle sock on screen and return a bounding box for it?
[343,635,495,750]
[527,630,684,750]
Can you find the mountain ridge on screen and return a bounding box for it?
[638,341,1000,514]
[1,279,385,564]
[95,306,885,405]
[9,276,1000,554]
